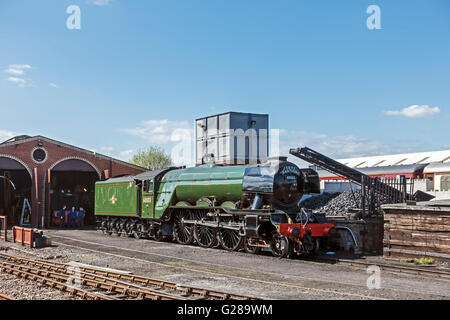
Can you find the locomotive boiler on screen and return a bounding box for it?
[95,156,334,258]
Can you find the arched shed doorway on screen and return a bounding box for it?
[0,156,32,225]
[48,158,101,227]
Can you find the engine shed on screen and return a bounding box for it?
[0,135,145,228]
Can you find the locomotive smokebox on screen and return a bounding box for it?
[242,157,320,210]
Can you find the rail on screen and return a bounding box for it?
[0,253,257,300]
[0,293,13,300]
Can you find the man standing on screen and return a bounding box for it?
[59,205,67,228]
[77,207,85,229]
[69,207,77,228]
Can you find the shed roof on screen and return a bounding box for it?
[336,150,450,168]
[316,163,428,178]
[423,162,450,173]
[0,135,145,172]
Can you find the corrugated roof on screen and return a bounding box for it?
[337,150,450,168]
[423,162,450,173]
[317,164,428,178]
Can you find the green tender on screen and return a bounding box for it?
[95,179,138,217]
[95,164,249,220]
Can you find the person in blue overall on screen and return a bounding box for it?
[69,207,77,228]
[77,207,86,229]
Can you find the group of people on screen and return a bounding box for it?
[57,206,86,229]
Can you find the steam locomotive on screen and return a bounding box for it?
[95,157,334,258]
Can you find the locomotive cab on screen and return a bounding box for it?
[141,178,154,218]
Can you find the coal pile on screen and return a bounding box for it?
[301,189,390,216]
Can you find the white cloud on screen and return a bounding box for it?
[118,149,136,161]
[4,64,33,87]
[100,146,114,153]
[4,68,24,75]
[88,0,111,6]
[0,129,16,143]
[276,130,413,163]
[383,105,440,118]
[9,64,31,70]
[7,77,26,85]
[96,147,137,162]
[123,120,192,144]
[49,82,58,88]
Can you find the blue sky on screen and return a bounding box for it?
[1,0,449,165]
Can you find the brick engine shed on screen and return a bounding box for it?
[0,135,145,228]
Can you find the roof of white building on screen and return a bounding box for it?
[337,150,450,168]
[423,162,450,173]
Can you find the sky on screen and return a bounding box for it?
[1,0,449,166]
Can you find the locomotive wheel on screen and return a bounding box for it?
[270,233,289,259]
[193,211,217,248]
[303,234,320,255]
[103,225,113,236]
[173,211,194,245]
[122,229,132,238]
[244,238,261,254]
[218,228,244,251]
[132,222,144,239]
[132,231,142,239]
[194,224,217,248]
[101,219,112,236]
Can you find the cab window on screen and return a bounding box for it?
[144,180,154,192]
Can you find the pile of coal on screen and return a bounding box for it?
[300,192,341,211]
[301,189,390,216]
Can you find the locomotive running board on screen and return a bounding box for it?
[169,205,271,216]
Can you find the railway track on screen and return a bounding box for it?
[0,293,13,300]
[46,236,394,300]
[306,256,450,280]
[0,253,257,300]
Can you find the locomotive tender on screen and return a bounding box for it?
[95,156,334,258]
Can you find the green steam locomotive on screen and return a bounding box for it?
[94,157,334,258]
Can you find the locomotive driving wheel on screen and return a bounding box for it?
[218,221,243,251]
[270,233,290,258]
[193,211,217,248]
[173,211,194,245]
[194,224,217,248]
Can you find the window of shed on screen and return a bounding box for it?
[32,148,47,163]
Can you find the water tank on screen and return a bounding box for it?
[195,112,269,166]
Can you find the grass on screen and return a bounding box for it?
[413,258,434,265]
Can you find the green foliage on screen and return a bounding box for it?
[413,257,434,265]
[130,146,172,171]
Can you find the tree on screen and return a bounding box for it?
[130,146,172,171]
